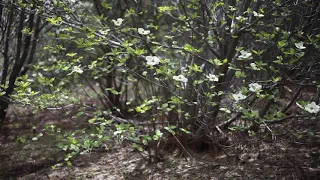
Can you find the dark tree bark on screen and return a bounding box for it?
[0,0,45,129]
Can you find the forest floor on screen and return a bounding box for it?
[1,107,320,180]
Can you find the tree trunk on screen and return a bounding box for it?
[0,98,9,129]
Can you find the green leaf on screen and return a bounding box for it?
[179,128,191,134]
[106,88,122,95]
[66,52,77,57]
[190,63,202,72]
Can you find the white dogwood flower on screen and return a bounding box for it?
[138,28,150,35]
[99,29,110,35]
[238,50,253,60]
[249,83,262,92]
[250,63,260,70]
[173,74,188,83]
[253,11,264,17]
[232,92,247,101]
[145,56,160,66]
[112,18,123,26]
[295,42,306,50]
[304,102,320,113]
[71,65,83,74]
[206,73,219,82]
[219,107,231,113]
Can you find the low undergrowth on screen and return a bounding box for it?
[1,107,320,179]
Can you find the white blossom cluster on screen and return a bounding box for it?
[206,73,219,82]
[173,74,188,83]
[112,18,123,26]
[232,82,262,101]
[145,56,160,66]
[297,102,320,114]
[248,83,262,92]
[138,28,150,35]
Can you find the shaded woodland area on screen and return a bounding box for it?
[1,0,320,179]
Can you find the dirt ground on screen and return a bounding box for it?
[1,107,320,180]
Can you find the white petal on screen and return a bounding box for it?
[146,56,153,61]
[295,42,306,50]
[304,102,320,113]
[173,75,188,82]
[249,83,262,92]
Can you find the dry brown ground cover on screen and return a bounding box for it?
[1,107,320,180]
